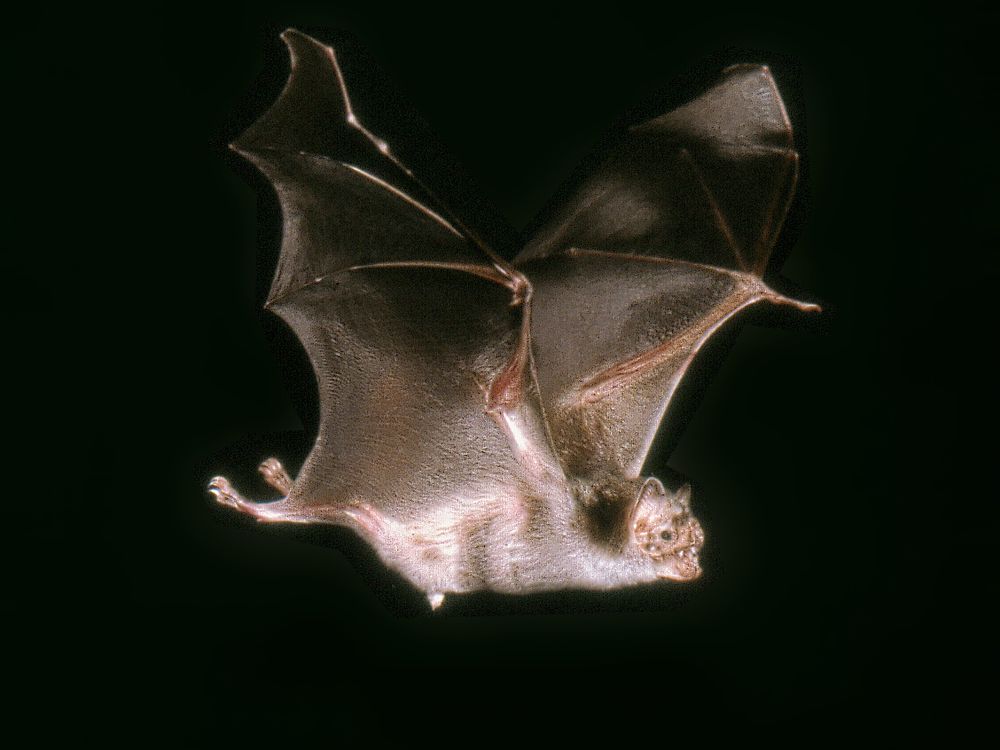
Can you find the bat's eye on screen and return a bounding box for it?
[660,530,673,541]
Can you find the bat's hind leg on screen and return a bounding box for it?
[208,465,371,529]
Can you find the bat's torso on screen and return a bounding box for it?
[367,487,531,595]
[352,482,551,595]
[339,474,658,599]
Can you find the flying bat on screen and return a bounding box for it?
[209,29,818,610]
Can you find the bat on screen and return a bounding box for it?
[209,29,819,610]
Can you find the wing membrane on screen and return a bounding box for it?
[518,65,813,478]
[517,65,798,275]
[235,151,476,304]
[270,266,528,521]
[524,252,775,478]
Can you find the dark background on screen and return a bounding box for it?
[9,0,995,739]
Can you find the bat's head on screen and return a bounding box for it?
[631,478,705,581]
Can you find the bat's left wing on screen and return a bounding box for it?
[219,30,567,534]
[516,66,818,481]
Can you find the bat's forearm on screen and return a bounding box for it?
[483,293,568,513]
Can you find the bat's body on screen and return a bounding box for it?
[210,30,817,609]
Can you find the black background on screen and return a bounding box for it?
[9,0,996,739]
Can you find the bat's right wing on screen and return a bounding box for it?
[226,30,565,527]
[516,66,817,482]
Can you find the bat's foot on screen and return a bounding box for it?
[208,475,253,514]
[208,475,288,523]
[258,457,293,495]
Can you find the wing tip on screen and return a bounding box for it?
[278,28,341,73]
[763,289,822,313]
[229,27,351,156]
[228,140,260,168]
[279,27,323,52]
[227,140,266,166]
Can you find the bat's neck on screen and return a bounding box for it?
[573,509,657,590]
[514,492,656,592]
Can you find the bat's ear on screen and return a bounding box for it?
[631,477,668,532]
[630,478,695,531]
[674,483,693,510]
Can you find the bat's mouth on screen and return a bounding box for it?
[633,498,705,582]
[654,543,703,581]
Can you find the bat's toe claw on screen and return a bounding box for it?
[208,475,259,518]
[208,476,238,507]
[258,457,293,495]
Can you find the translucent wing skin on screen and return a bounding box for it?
[522,251,799,480]
[517,65,798,274]
[516,66,816,479]
[228,31,564,541]
[231,30,507,298]
[271,267,534,523]
[244,152,491,305]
